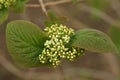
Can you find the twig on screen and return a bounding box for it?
[26,0,84,8]
[27,0,84,18]
[26,4,40,7]
[38,0,48,17]
[45,0,81,6]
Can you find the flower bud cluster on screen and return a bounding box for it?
[39,24,85,67]
[0,0,16,9]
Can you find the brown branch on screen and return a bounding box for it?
[26,4,40,7]
[27,0,84,18]
[38,0,48,17]
[45,0,78,6]
[26,0,84,8]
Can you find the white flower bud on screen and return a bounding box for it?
[39,24,85,67]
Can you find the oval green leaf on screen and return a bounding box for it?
[6,20,48,67]
[0,8,8,25]
[69,29,118,53]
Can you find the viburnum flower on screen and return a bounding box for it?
[0,0,16,9]
[39,24,85,67]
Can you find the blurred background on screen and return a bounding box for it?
[0,0,120,80]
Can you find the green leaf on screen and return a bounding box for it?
[109,24,120,54]
[69,29,118,53]
[0,8,8,25]
[6,20,48,67]
[11,0,26,13]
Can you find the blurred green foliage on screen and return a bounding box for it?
[109,22,120,54]
[0,0,29,25]
[71,0,79,3]
[11,0,26,13]
[0,8,8,25]
[88,0,109,20]
[44,11,68,27]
